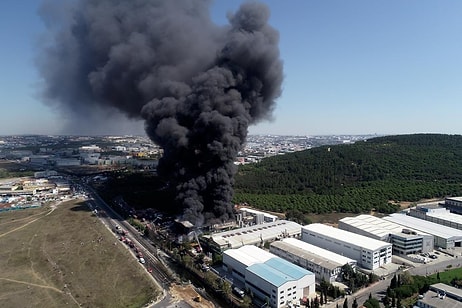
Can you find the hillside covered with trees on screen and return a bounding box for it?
[234,134,462,215]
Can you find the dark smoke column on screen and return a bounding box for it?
[37,0,283,226]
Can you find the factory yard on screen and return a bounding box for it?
[0,199,160,308]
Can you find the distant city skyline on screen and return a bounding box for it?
[1,1,461,136]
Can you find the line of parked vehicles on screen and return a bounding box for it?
[115,224,146,264]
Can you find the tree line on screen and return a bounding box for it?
[234,134,462,214]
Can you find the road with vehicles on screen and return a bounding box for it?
[81,182,220,308]
[82,184,174,302]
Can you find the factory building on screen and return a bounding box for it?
[301,223,392,270]
[202,220,302,253]
[223,245,315,308]
[236,207,278,227]
[339,214,433,255]
[409,204,462,231]
[384,213,462,249]
[270,238,357,283]
[416,283,462,308]
[443,197,462,214]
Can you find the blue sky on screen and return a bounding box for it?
[1,0,461,136]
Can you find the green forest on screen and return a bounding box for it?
[233,134,462,214]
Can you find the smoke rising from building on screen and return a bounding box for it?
[37,0,283,225]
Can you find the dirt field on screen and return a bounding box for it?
[170,284,214,308]
[0,200,160,308]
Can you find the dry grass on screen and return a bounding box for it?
[307,212,357,227]
[0,200,159,308]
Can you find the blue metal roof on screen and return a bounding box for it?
[265,257,313,279]
[246,257,313,287]
[247,263,291,287]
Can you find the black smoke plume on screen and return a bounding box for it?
[37,0,283,226]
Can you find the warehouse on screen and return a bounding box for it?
[202,220,302,253]
[443,196,462,214]
[339,214,433,254]
[384,213,462,249]
[223,245,315,308]
[237,207,279,226]
[223,245,274,282]
[270,238,356,283]
[410,205,462,231]
[301,223,392,270]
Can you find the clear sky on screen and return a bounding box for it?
[1,0,461,136]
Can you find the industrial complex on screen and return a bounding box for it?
[338,214,434,255]
[384,213,462,249]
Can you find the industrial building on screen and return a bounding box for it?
[338,214,433,255]
[384,213,462,249]
[201,220,302,253]
[443,196,462,214]
[301,223,392,270]
[270,238,357,283]
[409,205,462,231]
[236,207,278,227]
[416,283,462,308]
[223,245,315,308]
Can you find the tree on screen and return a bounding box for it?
[396,296,402,308]
[352,297,358,308]
[382,294,390,308]
[386,286,392,297]
[390,274,397,289]
[363,298,380,308]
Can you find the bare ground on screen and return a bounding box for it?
[0,200,160,308]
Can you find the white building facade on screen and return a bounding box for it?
[223,245,315,308]
[270,238,356,283]
[301,223,392,270]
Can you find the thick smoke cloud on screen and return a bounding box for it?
[38,0,283,226]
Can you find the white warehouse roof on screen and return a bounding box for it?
[339,214,429,238]
[240,207,278,220]
[302,223,391,251]
[271,238,356,270]
[209,220,302,249]
[384,213,462,240]
[427,210,462,225]
[446,197,462,202]
[223,245,274,267]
